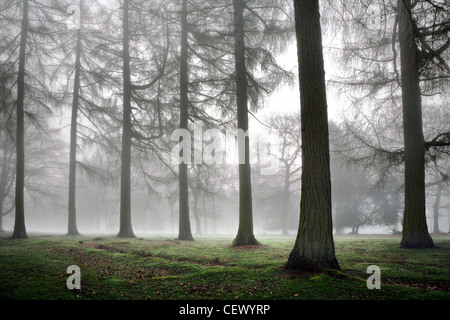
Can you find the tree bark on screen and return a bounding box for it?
[177,0,194,241]
[232,0,258,247]
[67,25,82,236]
[398,0,434,248]
[286,0,339,271]
[118,0,135,238]
[13,0,29,239]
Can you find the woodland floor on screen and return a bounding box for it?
[0,233,448,306]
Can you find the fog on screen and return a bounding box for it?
[1,151,448,237]
[1,0,449,242]
[2,188,448,237]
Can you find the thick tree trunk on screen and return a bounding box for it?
[177,0,194,241]
[286,0,339,271]
[398,0,434,248]
[67,27,82,236]
[13,0,29,239]
[118,0,135,238]
[232,0,258,247]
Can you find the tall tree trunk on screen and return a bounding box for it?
[286,0,339,271]
[67,26,82,236]
[118,0,135,238]
[232,0,258,247]
[13,0,29,239]
[398,0,434,248]
[177,0,194,241]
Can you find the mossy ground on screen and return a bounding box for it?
[0,233,448,301]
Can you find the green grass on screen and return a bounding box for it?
[0,233,448,300]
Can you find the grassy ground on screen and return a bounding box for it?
[0,233,448,301]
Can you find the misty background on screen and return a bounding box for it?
[0,0,448,238]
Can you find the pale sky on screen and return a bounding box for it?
[254,40,347,129]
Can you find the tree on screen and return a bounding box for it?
[329,121,404,234]
[231,0,294,245]
[0,134,15,232]
[286,0,339,271]
[431,179,443,234]
[427,168,449,234]
[64,0,116,236]
[1,0,76,238]
[265,113,301,234]
[326,0,449,247]
[12,0,29,239]
[332,163,371,234]
[167,0,293,243]
[59,0,127,237]
[1,57,67,236]
[117,0,169,238]
[118,0,135,238]
[188,164,209,235]
[177,0,194,241]
[398,0,434,248]
[231,0,258,246]
[0,64,16,232]
[169,0,236,240]
[67,1,83,236]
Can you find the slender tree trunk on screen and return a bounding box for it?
[391,188,400,233]
[0,174,5,232]
[398,0,434,248]
[13,0,29,239]
[281,166,291,235]
[232,0,258,247]
[177,0,194,241]
[0,139,13,233]
[169,200,175,234]
[286,0,339,272]
[202,194,207,234]
[192,188,201,235]
[447,204,450,234]
[67,26,82,236]
[212,195,216,234]
[432,182,442,234]
[118,0,135,238]
[0,95,7,232]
